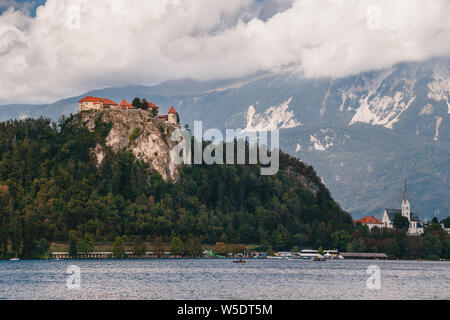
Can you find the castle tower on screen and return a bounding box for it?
[168,106,178,125]
[401,180,410,221]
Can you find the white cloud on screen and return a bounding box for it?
[0,0,449,104]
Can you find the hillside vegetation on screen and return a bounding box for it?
[0,116,448,260]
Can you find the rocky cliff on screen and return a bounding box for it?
[75,109,179,181]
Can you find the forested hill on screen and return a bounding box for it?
[0,115,353,258]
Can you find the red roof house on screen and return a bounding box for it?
[353,216,383,230]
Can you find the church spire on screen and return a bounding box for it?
[403,179,408,202]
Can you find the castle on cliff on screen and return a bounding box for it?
[78,96,179,125]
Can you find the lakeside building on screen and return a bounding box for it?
[339,252,388,260]
[353,216,384,230]
[381,181,424,235]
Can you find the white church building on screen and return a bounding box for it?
[381,181,424,235]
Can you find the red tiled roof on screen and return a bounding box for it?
[119,99,136,109]
[79,96,101,103]
[148,102,159,109]
[353,216,383,224]
[79,96,118,105]
[102,98,118,105]
[168,106,177,114]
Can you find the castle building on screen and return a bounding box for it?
[381,181,424,235]
[78,96,165,121]
[78,96,118,112]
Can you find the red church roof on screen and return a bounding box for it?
[148,102,159,109]
[353,216,383,224]
[168,106,177,114]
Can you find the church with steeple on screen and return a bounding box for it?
[381,181,424,235]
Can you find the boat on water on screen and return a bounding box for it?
[311,256,326,261]
[233,259,247,263]
[10,257,20,261]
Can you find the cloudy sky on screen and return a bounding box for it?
[0,0,449,104]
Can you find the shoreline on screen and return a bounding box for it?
[3,257,447,262]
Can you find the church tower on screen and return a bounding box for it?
[401,180,410,221]
[168,106,178,125]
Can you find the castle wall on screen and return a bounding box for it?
[168,113,177,124]
[79,102,104,112]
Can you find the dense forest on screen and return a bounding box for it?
[0,116,449,260]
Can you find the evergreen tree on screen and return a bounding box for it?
[140,99,149,110]
[113,236,125,258]
[79,234,95,255]
[68,238,78,258]
[132,97,141,109]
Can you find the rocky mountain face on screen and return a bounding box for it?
[75,109,179,181]
[1,58,449,219]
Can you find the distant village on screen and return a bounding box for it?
[78,96,179,125]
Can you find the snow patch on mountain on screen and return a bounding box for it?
[349,92,415,128]
[347,67,417,128]
[427,70,450,113]
[243,97,301,132]
[309,134,333,152]
[434,117,443,141]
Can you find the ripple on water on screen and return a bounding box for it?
[0,259,448,300]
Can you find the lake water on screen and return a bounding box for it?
[0,259,448,300]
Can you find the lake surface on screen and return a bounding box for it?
[0,259,448,300]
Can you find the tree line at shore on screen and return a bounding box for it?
[0,116,449,260]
